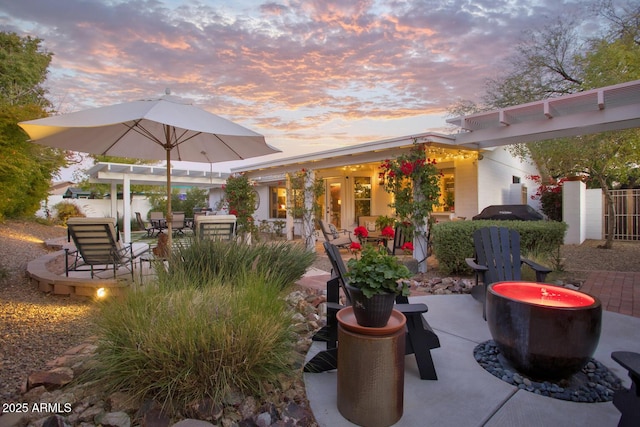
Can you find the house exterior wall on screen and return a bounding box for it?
[476,147,541,215]
[447,156,477,221]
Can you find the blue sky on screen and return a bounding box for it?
[0,0,617,177]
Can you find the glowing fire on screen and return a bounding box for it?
[492,282,595,308]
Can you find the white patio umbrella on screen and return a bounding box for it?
[19,91,280,246]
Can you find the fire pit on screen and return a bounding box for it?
[486,281,602,380]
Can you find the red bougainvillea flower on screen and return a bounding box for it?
[381,226,395,239]
[353,226,369,238]
[229,209,238,215]
[350,242,362,252]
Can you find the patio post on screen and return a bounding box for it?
[123,174,132,243]
[285,173,295,240]
[413,177,428,273]
[302,169,317,251]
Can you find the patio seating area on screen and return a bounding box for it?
[303,292,640,426]
[298,239,640,426]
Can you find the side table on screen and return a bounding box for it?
[336,307,406,427]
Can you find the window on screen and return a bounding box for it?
[269,187,287,218]
[269,186,304,218]
[354,177,371,218]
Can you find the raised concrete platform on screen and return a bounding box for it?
[304,294,640,427]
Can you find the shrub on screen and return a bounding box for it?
[157,239,316,291]
[52,201,84,225]
[89,273,296,410]
[431,220,567,275]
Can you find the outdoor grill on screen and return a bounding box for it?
[472,204,544,221]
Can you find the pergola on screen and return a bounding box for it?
[447,80,640,148]
[86,162,228,242]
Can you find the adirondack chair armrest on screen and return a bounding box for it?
[396,303,428,315]
[326,301,345,312]
[521,257,552,282]
[612,351,640,382]
[465,258,488,273]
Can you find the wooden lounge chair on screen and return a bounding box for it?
[195,214,237,240]
[135,212,154,237]
[465,226,552,319]
[304,242,440,380]
[65,217,149,279]
[318,219,355,249]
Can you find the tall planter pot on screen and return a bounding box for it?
[347,284,396,327]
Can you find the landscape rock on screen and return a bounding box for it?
[28,367,74,391]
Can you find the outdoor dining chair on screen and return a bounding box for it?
[65,217,149,279]
[149,211,167,235]
[135,212,154,237]
[170,211,186,236]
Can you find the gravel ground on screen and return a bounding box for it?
[0,220,96,401]
[1,219,638,404]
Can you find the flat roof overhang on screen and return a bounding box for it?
[233,132,458,178]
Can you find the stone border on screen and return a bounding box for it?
[27,249,130,298]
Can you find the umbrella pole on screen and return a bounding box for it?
[166,144,173,249]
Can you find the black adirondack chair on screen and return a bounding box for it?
[304,242,440,380]
[465,226,552,319]
[611,351,640,427]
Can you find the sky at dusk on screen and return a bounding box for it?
[0,0,617,176]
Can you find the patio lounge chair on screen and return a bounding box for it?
[465,226,552,319]
[318,219,355,250]
[135,212,154,237]
[65,217,149,279]
[195,214,237,240]
[304,242,440,380]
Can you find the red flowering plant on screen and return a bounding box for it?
[379,141,442,271]
[401,241,414,255]
[381,226,395,239]
[528,175,567,221]
[353,225,369,244]
[349,241,363,256]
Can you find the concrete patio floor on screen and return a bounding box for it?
[302,293,640,427]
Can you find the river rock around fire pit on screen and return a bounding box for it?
[474,341,622,403]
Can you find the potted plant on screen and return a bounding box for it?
[346,245,411,327]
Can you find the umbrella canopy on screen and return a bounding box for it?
[19,92,280,245]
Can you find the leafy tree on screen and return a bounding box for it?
[479,3,640,248]
[0,32,68,219]
[147,186,208,219]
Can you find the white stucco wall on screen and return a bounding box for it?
[39,195,152,221]
[476,147,540,215]
[585,188,603,240]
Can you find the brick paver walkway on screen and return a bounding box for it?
[579,271,640,318]
[298,264,640,319]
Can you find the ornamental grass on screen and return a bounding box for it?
[87,239,315,411]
